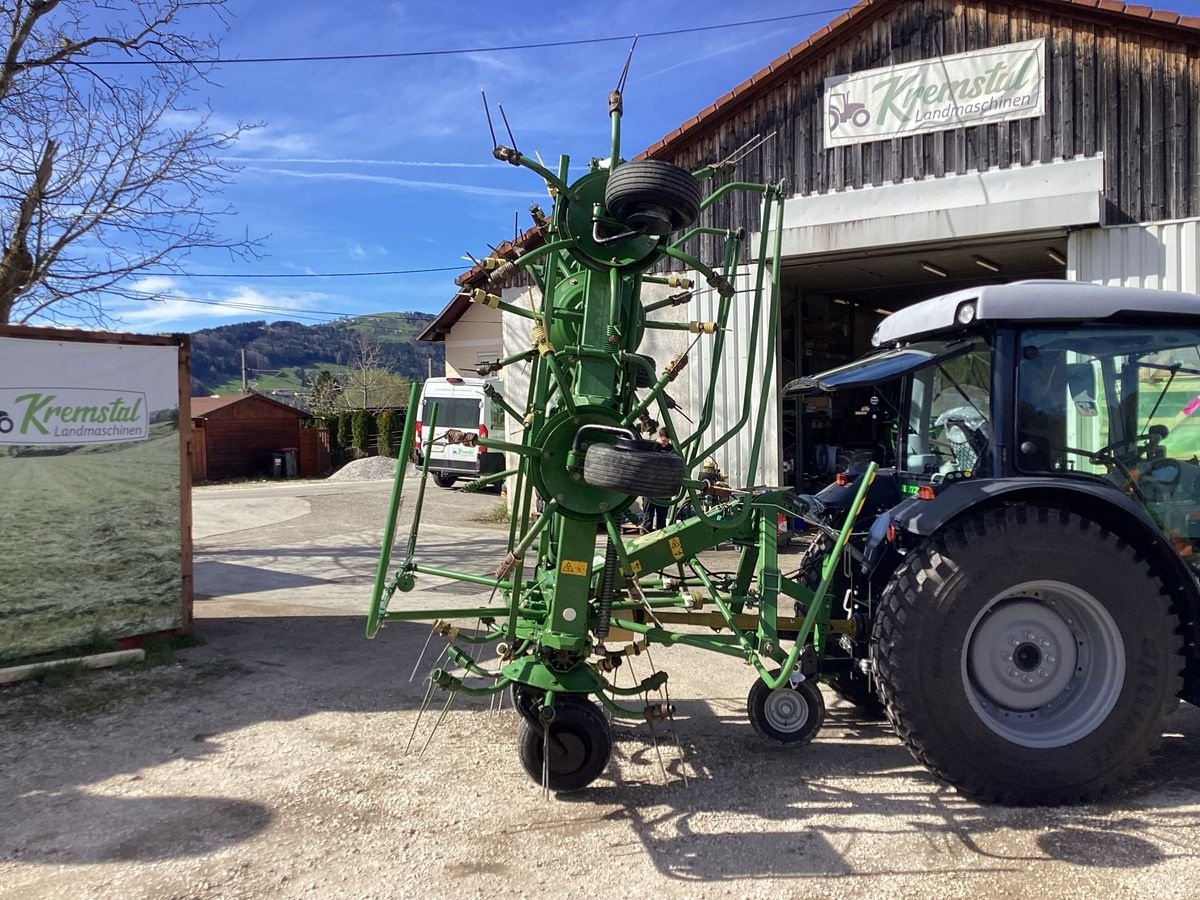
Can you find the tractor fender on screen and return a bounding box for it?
[888,476,1200,704]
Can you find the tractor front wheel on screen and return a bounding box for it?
[873,506,1183,804]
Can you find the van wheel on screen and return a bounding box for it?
[873,506,1184,804]
[584,442,683,498]
[433,473,457,488]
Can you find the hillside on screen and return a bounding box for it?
[189,312,443,400]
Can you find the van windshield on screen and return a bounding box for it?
[424,397,481,429]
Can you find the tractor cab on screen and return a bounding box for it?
[791,280,1200,572]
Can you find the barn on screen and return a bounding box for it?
[430,0,1200,491]
[191,394,328,482]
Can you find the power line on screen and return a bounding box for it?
[61,9,852,66]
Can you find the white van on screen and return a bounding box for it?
[415,376,506,488]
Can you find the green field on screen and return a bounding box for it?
[210,364,354,395]
[0,425,183,662]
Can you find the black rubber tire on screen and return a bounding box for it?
[828,670,886,720]
[604,160,702,237]
[510,683,542,728]
[872,506,1184,805]
[583,443,683,498]
[796,531,835,591]
[433,472,457,488]
[747,673,825,746]
[517,695,613,792]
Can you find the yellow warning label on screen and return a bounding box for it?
[629,560,642,574]
[560,559,588,576]
[668,537,685,561]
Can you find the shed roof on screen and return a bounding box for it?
[190,393,305,418]
[638,0,1200,161]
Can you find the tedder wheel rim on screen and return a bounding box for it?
[747,674,824,745]
[962,579,1125,749]
[764,685,811,734]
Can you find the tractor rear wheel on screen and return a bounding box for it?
[873,506,1183,805]
[517,695,612,792]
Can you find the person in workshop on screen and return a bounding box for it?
[642,427,675,532]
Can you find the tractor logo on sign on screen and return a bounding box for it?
[0,410,11,434]
[828,91,871,132]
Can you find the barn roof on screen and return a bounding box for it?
[638,0,1200,161]
[190,394,305,418]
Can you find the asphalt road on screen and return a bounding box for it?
[3,476,1200,899]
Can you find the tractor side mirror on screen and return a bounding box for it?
[1066,363,1098,417]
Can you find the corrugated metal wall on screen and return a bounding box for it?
[687,264,781,488]
[1068,219,1200,292]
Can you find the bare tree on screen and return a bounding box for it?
[342,332,411,410]
[0,0,259,326]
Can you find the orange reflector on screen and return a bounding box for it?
[835,473,849,486]
[917,485,937,501]
[887,522,897,542]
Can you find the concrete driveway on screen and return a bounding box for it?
[3,476,1200,898]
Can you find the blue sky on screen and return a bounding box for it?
[105,0,850,332]
[103,0,1200,333]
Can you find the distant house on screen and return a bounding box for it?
[190,394,329,482]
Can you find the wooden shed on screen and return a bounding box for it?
[191,394,328,482]
[446,0,1200,490]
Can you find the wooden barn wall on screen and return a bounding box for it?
[201,402,302,480]
[654,0,1200,265]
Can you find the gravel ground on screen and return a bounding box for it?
[4,478,1200,898]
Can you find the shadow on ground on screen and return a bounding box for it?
[4,607,1200,878]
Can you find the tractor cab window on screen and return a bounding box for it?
[904,343,992,477]
[1017,326,1200,564]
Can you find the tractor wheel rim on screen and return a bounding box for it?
[962,580,1125,749]
[764,687,809,733]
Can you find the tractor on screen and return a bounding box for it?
[791,279,1200,803]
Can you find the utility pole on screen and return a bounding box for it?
[241,349,248,393]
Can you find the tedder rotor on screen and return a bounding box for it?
[366,83,874,793]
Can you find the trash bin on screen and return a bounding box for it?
[271,452,285,478]
[281,448,299,478]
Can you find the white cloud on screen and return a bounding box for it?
[243,166,538,199]
[348,242,366,260]
[114,282,333,330]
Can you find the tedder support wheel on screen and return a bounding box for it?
[433,473,457,488]
[518,695,613,792]
[604,160,703,237]
[510,683,542,728]
[583,442,683,499]
[747,672,825,746]
[872,506,1184,805]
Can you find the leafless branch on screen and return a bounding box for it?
[0,0,260,325]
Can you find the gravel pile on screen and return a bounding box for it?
[327,456,399,482]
